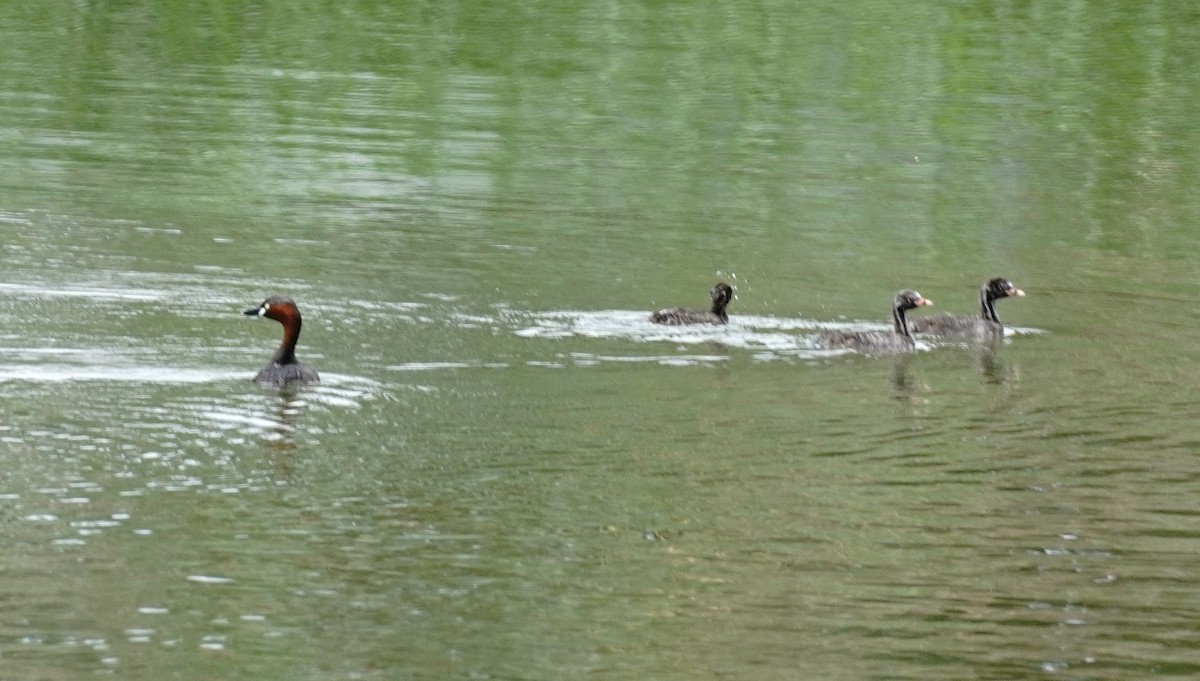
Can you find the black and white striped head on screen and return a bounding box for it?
[984,278,1025,301]
[891,289,932,336]
[894,289,933,312]
[980,278,1025,323]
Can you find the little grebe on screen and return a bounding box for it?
[909,277,1025,339]
[650,282,734,325]
[817,289,933,353]
[244,296,319,386]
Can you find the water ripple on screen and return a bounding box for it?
[512,309,952,360]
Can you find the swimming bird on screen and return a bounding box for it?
[244,296,320,386]
[817,289,933,353]
[909,277,1025,339]
[650,282,734,325]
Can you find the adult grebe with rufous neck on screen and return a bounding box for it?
[244,296,319,386]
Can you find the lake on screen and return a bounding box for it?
[3,1,1200,679]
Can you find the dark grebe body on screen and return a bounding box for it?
[650,282,734,325]
[244,296,319,386]
[909,277,1025,339]
[817,289,933,353]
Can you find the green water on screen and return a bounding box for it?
[3,1,1200,679]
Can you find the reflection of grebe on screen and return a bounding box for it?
[650,282,733,325]
[243,296,320,386]
[910,277,1025,338]
[817,290,932,353]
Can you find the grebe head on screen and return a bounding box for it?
[710,282,734,306]
[891,289,932,337]
[709,282,734,318]
[984,278,1025,301]
[894,289,932,312]
[244,296,303,325]
[710,280,729,304]
[979,278,1024,323]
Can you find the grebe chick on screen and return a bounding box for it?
[244,296,319,386]
[817,289,933,354]
[650,282,734,325]
[909,277,1025,338]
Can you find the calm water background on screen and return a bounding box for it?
[3,1,1200,679]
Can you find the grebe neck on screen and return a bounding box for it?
[273,317,301,365]
[980,286,1000,323]
[892,304,911,337]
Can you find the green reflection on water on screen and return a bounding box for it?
[2,1,1200,679]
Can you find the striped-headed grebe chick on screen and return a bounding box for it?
[909,277,1025,339]
[817,289,933,354]
[650,282,734,325]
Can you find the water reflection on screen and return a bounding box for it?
[977,344,1014,385]
[3,0,1197,677]
[0,363,243,383]
[889,338,1024,403]
[888,354,925,402]
[261,390,308,453]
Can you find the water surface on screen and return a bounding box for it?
[3,1,1200,679]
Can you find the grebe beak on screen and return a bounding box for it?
[244,305,264,316]
[917,297,933,306]
[1008,288,1026,297]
